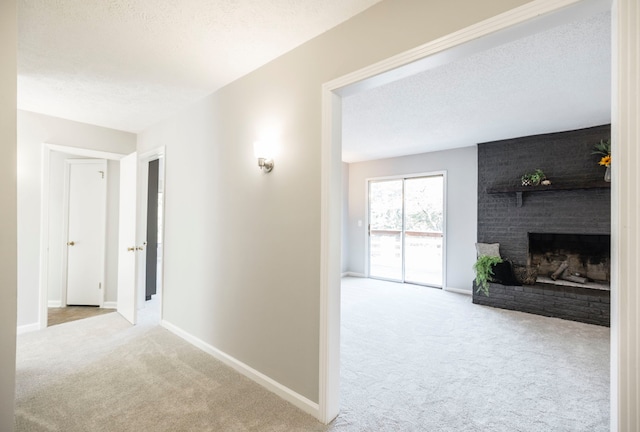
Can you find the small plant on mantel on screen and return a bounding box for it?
[521,169,546,186]
[473,255,503,296]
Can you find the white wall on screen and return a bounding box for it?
[0,1,17,429]
[17,110,136,327]
[45,152,120,306]
[138,0,528,405]
[346,147,477,291]
[341,162,349,274]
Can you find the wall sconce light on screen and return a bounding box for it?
[253,140,275,173]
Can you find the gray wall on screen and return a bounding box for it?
[0,1,17,429]
[137,0,529,403]
[17,110,136,327]
[346,146,478,291]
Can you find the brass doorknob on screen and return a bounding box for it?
[127,246,135,252]
[67,241,75,246]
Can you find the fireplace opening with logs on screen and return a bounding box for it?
[528,232,611,291]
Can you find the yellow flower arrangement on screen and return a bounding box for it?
[593,139,611,167]
[599,155,611,167]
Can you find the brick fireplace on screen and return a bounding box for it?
[474,124,611,326]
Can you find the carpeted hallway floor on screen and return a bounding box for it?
[14,277,609,431]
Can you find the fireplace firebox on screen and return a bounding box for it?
[528,233,610,290]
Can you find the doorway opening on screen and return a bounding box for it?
[368,173,445,287]
[39,144,166,329]
[40,145,125,328]
[321,0,613,425]
[135,149,166,325]
[145,158,161,302]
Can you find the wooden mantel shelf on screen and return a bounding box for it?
[486,179,611,207]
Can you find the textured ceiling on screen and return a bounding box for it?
[18,0,383,132]
[342,11,611,163]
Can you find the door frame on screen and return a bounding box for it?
[60,158,108,307]
[319,0,616,424]
[365,171,447,287]
[38,143,126,329]
[136,147,166,317]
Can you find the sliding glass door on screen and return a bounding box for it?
[368,174,444,287]
[369,180,404,281]
[403,176,444,286]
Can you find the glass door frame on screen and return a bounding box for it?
[366,171,447,288]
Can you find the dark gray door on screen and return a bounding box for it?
[145,159,159,301]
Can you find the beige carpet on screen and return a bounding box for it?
[16,311,324,432]
[15,278,609,431]
[333,277,609,431]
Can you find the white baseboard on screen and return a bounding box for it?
[102,302,117,309]
[161,319,320,420]
[342,272,366,278]
[17,322,40,335]
[48,300,62,308]
[443,286,472,295]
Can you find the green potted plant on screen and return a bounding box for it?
[473,255,503,296]
[592,138,611,160]
[521,169,546,186]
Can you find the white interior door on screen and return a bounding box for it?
[117,152,138,324]
[64,159,107,306]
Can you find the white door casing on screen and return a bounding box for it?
[63,159,107,306]
[117,152,138,324]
